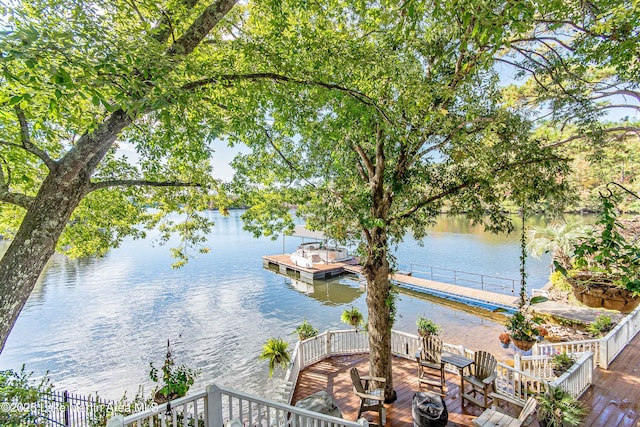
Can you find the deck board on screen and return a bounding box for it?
[580,333,640,427]
[291,354,529,426]
[291,331,640,426]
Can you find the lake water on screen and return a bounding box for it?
[0,210,553,401]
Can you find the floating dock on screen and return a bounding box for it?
[344,264,519,313]
[262,254,361,283]
[265,256,519,312]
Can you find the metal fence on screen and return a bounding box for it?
[35,390,116,427]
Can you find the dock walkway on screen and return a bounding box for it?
[344,265,519,313]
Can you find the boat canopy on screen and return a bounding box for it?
[293,225,326,240]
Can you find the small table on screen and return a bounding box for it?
[473,408,521,427]
[441,353,473,396]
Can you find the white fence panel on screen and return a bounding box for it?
[494,362,545,405]
[551,352,593,398]
[390,330,420,360]
[118,391,207,427]
[329,330,369,355]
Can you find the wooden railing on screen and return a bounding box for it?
[533,305,640,369]
[108,385,365,427]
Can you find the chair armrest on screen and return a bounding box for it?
[354,390,385,402]
[482,372,498,385]
[361,375,386,383]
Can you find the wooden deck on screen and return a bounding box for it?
[291,354,531,427]
[290,331,640,426]
[263,254,360,283]
[580,332,640,427]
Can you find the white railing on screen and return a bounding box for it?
[494,362,546,405]
[108,385,365,427]
[108,390,208,427]
[550,352,593,398]
[516,354,556,380]
[534,305,640,369]
[115,304,639,427]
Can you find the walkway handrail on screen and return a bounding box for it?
[110,385,365,427]
[399,262,519,294]
[549,351,593,399]
[534,305,640,369]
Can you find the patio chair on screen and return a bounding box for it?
[416,335,445,393]
[472,396,537,426]
[462,350,497,409]
[350,367,386,426]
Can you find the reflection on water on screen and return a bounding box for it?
[0,211,558,400]
[283,277,364,306]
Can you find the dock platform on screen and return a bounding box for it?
[263,254,360,283]
[344,264,519,313]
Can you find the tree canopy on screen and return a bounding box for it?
[0,0,637,396]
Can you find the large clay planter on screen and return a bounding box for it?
[570,275,640,312]
[512,338,535,351]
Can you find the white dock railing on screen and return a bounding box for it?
[533,305,640,369]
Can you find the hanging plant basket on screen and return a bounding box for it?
[511,338,535,351]
[569,274,640,312]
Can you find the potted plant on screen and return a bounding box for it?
[551,352,575,377]
[341,306,364,331]
[149,340,199,403]
[416,315,440,337]
[585,314,614,337]
[502,207,547,351]
[536,385,586,427]
[498,333,511,348]
[560,194,640,312]
[504,310,543,351]
[295,320,319,340]
[259,337,291,377]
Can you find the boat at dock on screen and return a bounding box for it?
[289,241,352,268]
[263,226,359,282]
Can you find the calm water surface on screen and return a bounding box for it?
[0,211,553,400]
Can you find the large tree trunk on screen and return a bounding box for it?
[0,111,131,353]
[363,226,396,402]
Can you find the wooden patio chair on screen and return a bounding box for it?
[416,335,445,393]
[472,396,537,426]
[350,367,386,426]
[462,350,498,409]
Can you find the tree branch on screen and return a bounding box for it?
[166,0,238,57]
[259,126,317,189]
[389,155,563,223]
[181,72,394,124]
[352,142,375,182]
[0,189,34,209]
[15,108,57,170]
[543,126,640,148]
[88,179,203,192]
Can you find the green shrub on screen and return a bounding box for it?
[0,365,52,426]
[550,271,571,291]
[585,314,613,337]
